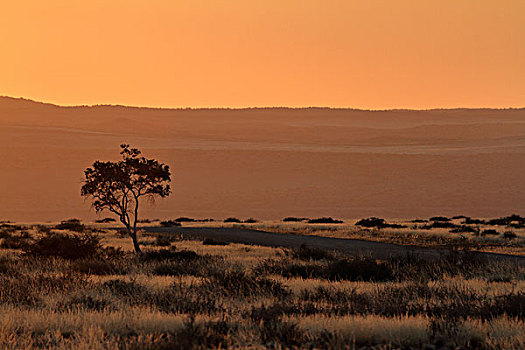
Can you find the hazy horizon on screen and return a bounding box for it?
[2,95,525,112]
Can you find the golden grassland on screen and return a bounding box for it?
[0,222,524,349]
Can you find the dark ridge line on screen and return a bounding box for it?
[1,96,524,113]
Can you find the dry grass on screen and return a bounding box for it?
[0,222,524,349]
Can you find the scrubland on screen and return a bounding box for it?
[0,221,524,349]
[214,215,525,256]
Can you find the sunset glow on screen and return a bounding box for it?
[1,0,524,108]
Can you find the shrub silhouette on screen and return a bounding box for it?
[81,144,171,253]
[23,232,101,260]
[202,238,229,246]
[355,217,386,227]
[481,229,500,235]
[95,217,116,223]
[487,214,525,226]
[307,217,343,224]
[503,231,517,239]
[450,225,476,233]
[224,217,241,223]
[160,220,181,227]
[174,217,195,222]
[55,219,86,232]
[429,216,450,222]
[283,217,309,222]
[355,217,405,228]
[291,244,336,261]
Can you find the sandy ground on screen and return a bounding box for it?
[1,96,524,222]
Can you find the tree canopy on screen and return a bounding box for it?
[81,144,171,253]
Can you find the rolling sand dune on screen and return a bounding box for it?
[1,96,524,221]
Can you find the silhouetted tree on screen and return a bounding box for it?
[81,144,171,253]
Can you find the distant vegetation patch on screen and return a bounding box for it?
[55,219,86,232]
[224,217,242,223]
[355,217,406,229]
[159,220,182,227]
[282,217,309,222]
[95,217,116,223]
[307,217,343,224]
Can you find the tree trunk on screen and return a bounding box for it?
[130,231,142,254]
[122,221,142,254]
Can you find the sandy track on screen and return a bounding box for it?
[144,226,525,262]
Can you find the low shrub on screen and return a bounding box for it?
[55,219,86,232]
[174,217,195,222]
[206,268,290,298]
[503,231,517,239]
[429,216,450,222]
[487,214,525,226]
[224,217,241,223]
[463,218,486,225]
[450,225,476,233]
[290,245,336,261]
[308,217,343,224]
[71,258,118,275]
[141,249,199,262]
[243,218,258,223]
[481,229,500,236]
[159,220,181,227]
[95,217,116,223]
[0,236,31,250]
[23,232,101,260]
[326,257,393,281]
[355,217,405,229]
[283,217,309,222]
[202,238,229,246]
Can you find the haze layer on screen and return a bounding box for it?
[1,97,524,221]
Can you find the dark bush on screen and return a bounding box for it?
[71,259,118,275]
[0,236,31,250]
[202,238,229,246]
[422,221,457,229]
[55,219,86,232]
[224,217,241,223]
[487,214,525,226]
[155,235,176,246]
[308,217,343,224]
[23,232,101,260]
[63,294,115,311]
[355,217,386,228]
[503,231,517,239]
[326,257,393,281]
[291,245,336,261]
[450,226,477,233]
[243,218,258,223]
[355,217,405,228]
[95,217,116,223]
[463,218,486,225]
[206,269,290,298]
[174,217,195,223]
[141,249,199,262]
[452,215,469,220]
[482,229,500,236]
[283,217,309,222]
[160,220,181,227]
[430,216,450,222]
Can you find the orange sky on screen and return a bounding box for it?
[1,0,524,109]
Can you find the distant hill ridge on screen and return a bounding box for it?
[1,95,523,112]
